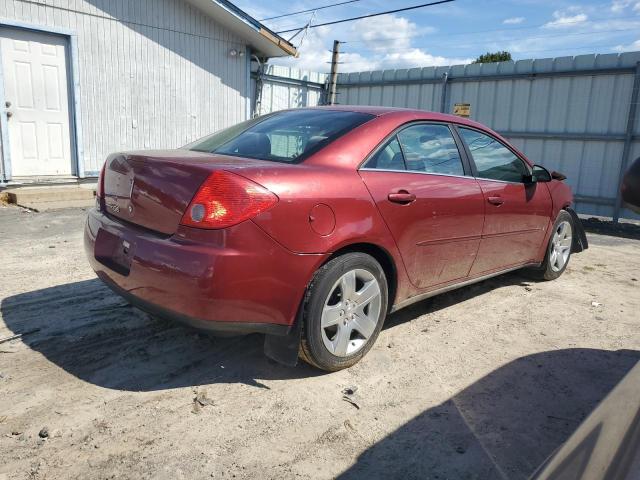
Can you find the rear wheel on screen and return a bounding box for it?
[532,210,574,280]
[299,253,388,371]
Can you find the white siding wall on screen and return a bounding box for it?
[0,0,250,175]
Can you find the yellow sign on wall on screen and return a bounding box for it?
[453,103,471,117]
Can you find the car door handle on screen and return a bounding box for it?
[487,196,504,206]
[388,191,416,204]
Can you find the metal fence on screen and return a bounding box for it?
[252,64,327,117]
[258,52,640,221]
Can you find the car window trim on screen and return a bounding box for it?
[452,124,532,184]
[449,124,475,177]
[359,167,481,182]
[394,134,410,171]
[358,120,473,176]
[370,134,407,171]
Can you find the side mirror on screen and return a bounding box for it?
[531,164,552,183]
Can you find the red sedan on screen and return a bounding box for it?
[85,107,587,371]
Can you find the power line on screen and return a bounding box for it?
[279,14,640,45]
[276,0,456,34]
[288,10,318,44]
[260,0,362,22]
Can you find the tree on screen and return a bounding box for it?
[473,51,512,64]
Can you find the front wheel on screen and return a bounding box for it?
[299,253,388,371]
[533,210,574,280]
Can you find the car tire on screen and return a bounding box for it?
[299,252,389,371]
[531,210,575,281]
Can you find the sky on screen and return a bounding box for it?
[232,0,640,72]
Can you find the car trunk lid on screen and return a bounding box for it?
[102,150,275,235]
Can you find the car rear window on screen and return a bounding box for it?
[187,110,375,163]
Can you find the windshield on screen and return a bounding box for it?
[187,109,375,163]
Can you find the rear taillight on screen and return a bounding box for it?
[180,171,278,229]
[95,161,106,210]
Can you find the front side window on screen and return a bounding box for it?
[396,124,465,176]
[459,128,528,182]
[187,110,374,163]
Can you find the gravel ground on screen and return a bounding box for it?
[0,204,639,480]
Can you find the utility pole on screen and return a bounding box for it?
[328,40,340,105]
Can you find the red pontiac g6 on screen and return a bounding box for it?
[85,107,588,371]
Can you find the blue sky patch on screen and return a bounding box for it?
[233,0,640,71]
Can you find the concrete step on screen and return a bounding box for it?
[4,185,96,211]
[24,199,96,212]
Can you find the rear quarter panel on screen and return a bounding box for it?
[243,165,416,303]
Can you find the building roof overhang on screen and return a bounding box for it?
[184,0,298,57]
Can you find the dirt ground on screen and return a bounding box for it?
[0,204,639,480]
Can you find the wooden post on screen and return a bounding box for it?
[328,40,340,105]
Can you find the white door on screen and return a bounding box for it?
[0,28,73,176]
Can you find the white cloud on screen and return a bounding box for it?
[614,39,640,51]
[503,17,525,25]
[611,0,625,12]
[274,26,333,72]
[336,52,380,73]
[270,14,471,73]
[353,15,422,52]
[611,0,640,13]
[380,49,473,69]
[543,8,588,28]
[346,15,471,71]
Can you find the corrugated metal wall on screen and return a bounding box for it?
[336,53,640,220]
[258,53,640,220]
[0,0,250,176]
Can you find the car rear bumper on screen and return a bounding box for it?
[84,208,326,335]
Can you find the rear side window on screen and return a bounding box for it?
[364,137,405,170]
[187,110,374,163]
[459,128,528,183]
[397,124,464,176]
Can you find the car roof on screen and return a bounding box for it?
[295,105,532,169]
[298,105,488,129]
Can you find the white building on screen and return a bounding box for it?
[0,0,296,184]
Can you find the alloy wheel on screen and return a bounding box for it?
[320,269,382,357]
[550,220,572,272]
